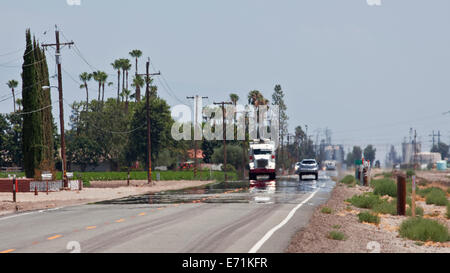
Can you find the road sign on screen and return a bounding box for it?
[41,173,52,181]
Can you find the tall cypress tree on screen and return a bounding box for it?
[22,29,43,178]
[21,30,54,178]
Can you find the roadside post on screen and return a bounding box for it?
[397,175,406,216]
[411,175,416,217]
[12,175,16,203]
[127,169,130,187]
[41,172,53,195]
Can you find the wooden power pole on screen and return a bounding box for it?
[137,58,160,185]
[42,26,74,188]
[187,95,208,178]
[214,101,233,182]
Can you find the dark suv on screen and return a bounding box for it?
[298,159,319,180]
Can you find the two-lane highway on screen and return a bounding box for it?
[0,172,335,253]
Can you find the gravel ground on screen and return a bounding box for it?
[286,181,450,253]
[0,180,213,216]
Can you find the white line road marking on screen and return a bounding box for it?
[248,189,319,253]
[0,207,62,222]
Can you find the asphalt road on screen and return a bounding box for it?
[0,171,336,253]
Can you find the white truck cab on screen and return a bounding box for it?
[249,139,276,180]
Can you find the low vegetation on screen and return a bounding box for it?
[424,188,448,206]
[406,206,424,217]
[346,193,384,209]
[328,231,346,241]
[446,203,450,219]
[372,200,397,215]
[0,170,238,184]
[399,217,449,243]
[372,178,397,197]
[358,212,380,224]
[340,175,356,186]
[321,207,333,214]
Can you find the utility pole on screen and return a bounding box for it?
[214,101,233,182]
[137,58,160,185]
[187,95,208,178]
[413,130,417,170]
[42,26,74,189]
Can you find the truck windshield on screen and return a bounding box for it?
[253,149,272,155]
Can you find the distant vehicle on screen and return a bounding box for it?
[180,161,194,170]
[298,159,319,180]
[249,139,276,180]
[294,162,301,174]
[325,161,336,171]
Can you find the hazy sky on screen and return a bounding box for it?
[1,0,449,163]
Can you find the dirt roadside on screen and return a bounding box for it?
[286,172,450,253]
[0,180,213,216]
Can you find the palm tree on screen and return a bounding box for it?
[79,72,92,110]
[111,59,122,102]
[92,71,102,102]
[15,98,22,112]
[122,59,132,91]
[7,80,18,112]
[129,49,142,75]
[131,74,144,102]
[121,88,131,112]
[248,90,267,139]
[98,72,108,104]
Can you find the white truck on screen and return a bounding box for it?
[248,139,276,180]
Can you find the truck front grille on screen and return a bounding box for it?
[256,159,268,168]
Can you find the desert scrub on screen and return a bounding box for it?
[321,207,332,214]
[358,212,380,224]
[340,175,355,186]
[406,206,424,217]
[328,231,346,241]
[399,217,449,243]
[425,188,448,206]
[418,187,442,197]
[406,169,415,178]
[446,203,450,219]
[346,193,383,209]
[372,178,397,197]
[372,200,396,215]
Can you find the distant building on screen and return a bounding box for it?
[417,152,441,165]
[402,142,421,164]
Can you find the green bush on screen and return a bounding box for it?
[406,169,415,178]
[321,207,333,214]
[340,175,355,185]
[399,217,449,243]
[372,200,397,215]
[425,188,448,206]
[406,206,424,217]
[346,193,383,209]
[417,187,441,198]
[383,172,393,179]
[446,203,450,219]
[358,212,380,224]
[328,231,346,241]
[447,187,450,194]
[372,178,397,197]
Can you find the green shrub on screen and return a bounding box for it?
[399,217,449,243]
[372,200,396,215]
[372,179,397,197]
[447,187,450,194]
[406,169,415,178]
[425,188,448,206]
[358,212,380,224]
[340,175,355,185]
[446,203,450,219]
[346,193,383,209]
[383,172,393,179]
[406,206,424,217]
[417,187,441,198]
[321,207,332,214]
[328,231,346,241]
